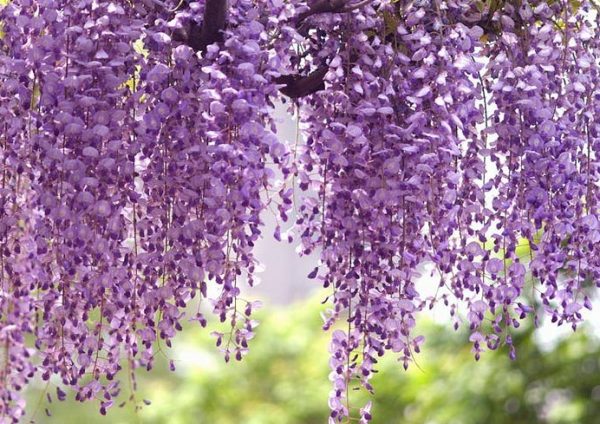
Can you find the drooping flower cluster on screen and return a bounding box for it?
[1,1,145,418]
[0,0,296,421]
[1,0,600,423]
[293,0,600,421]
[295,1,484,419]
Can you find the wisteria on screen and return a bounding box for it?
[1,0,600,422]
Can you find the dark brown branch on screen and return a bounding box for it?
[179,0,518,100]
[184,0,354,98]
[296,0,347,24]
[188,0,228,52]
[275,67,328,99]
[278,0,356,98]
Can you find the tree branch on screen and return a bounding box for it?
[275,67,328,99]
[296,0,375,23]
[296,0,347,23]
[188,0,228,52]
[184,0,365,98]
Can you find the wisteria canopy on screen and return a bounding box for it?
[1,0,600,422]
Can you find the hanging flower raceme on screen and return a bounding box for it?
[131,0,296,367]
[294,1,485,420]
[1,0,147,418]
[0,0,296,419]
[454,0,600,361]
[0,1,38,420]
[293,0,600,421]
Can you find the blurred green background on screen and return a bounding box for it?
[22,292,600,424]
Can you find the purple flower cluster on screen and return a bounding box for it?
[292,0,600,421]
[295,2,483,419]
[0,0,295,420]
[1,0,600,422]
